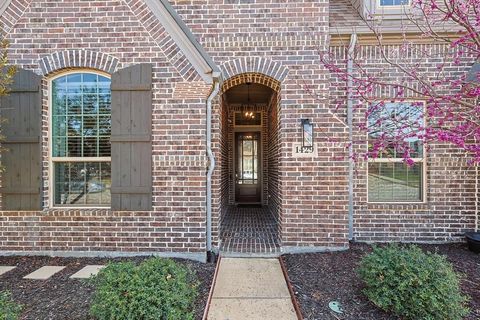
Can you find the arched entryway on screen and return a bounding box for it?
[217,72,282,254]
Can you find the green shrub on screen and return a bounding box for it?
[0,291,22,320]
[359,244,469,320]
[90,258,198,320]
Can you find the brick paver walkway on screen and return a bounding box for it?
[220,206,280,254]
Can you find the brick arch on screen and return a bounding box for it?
[220,57,288,85]
[221,72,281,93]
[39,50,119,76]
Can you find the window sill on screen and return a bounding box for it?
[43,207,111,214]
[366,201,430,210]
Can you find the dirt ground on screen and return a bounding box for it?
[0,255,215,320]
[283,243,480,320]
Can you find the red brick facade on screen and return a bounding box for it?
[330,43,478,242]
[0,0,476,261]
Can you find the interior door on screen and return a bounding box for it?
[235,132,261,203]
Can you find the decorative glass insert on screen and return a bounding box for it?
[52,73,111,206]
[237,134,259,185]
[234,112,261,126]
[367,102,424,202]
[379,0,409,6]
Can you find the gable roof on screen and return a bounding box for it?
[330,0,364,30]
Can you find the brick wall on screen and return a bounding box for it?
[329,43,477,242]
[2,0,471,257]
[1,0,352,255]
[267,91,282,239]
[0,0,209,258]
[173,0,350,250]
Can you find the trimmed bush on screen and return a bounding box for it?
[90,258,198,320]
[359,244,469,320]
[0,291,22,320]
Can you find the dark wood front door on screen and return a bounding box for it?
[235,132,261,203]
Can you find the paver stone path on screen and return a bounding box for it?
[23,266,66,280]
[70,265,105,279]
[0,266,16,276]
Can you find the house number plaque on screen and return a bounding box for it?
[292,143,318,158]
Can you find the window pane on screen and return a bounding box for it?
[99,137,111,157]
[380,0,409,5]
[368,162,423,202]
[52,73,111,158]
[368,102,423,159]
[52,137,67,157]
[54,162,111,206]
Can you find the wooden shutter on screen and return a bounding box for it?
[0,68,42,210]
[111,64,153,211]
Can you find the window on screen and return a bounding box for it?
[367,102,425,202]
[51,72,111,207]
[378,0,409,6]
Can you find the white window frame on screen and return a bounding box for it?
[366,100,427,204]
[376,0,411,9]
[48,69,112,209]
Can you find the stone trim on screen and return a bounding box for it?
[221,72,282,93]
[220,57,289,85]
[39,50,119,76]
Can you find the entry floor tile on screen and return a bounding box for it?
[208,298,297,320]
[70,265,105,279]
[23,266,66,280]
[220,206,280,254]
[0,266,16,276]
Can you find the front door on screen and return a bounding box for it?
[235,132,261,203]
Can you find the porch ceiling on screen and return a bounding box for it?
[224,83,274,104]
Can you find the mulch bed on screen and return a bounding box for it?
[283,243,480,320]
[0,255,215,320]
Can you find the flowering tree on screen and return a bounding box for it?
[323,0,479,162]
[321,0,479,230]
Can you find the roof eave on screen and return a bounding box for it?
[145,0,220,84]
[0,0,12,17]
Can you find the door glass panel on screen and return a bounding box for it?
[237,134,258,185]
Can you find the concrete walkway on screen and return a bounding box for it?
[207,258,298,320]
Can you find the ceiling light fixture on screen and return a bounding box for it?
[242,82,256,119]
